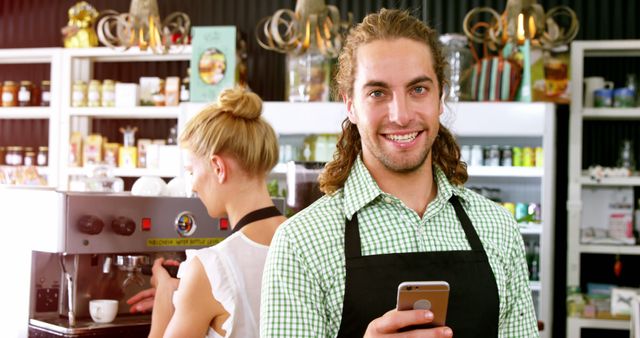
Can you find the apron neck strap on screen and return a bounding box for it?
[232,206,282,234]
[345,214,361,259]
[448,195,483,251]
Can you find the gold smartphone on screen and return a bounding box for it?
[396,281,450,328]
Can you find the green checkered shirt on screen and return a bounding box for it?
[261,157,539,337]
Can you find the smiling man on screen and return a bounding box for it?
[261,9,538,338]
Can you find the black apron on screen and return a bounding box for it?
[231,206,281,233]
[336,195,499,338]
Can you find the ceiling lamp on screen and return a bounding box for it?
[97,0,190,54]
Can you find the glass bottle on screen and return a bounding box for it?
[2,81,18,107]
[618,139,635,171]
[87,80,102,107]
[102,80,115,107]
[439,34,473,102]
[18,81,32,107]
[72,80,87,107]
[40,80,51,106]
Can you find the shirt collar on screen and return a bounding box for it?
[342,157,470,220]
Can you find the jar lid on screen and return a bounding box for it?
[439,33,468,45]
[25,151,36,156]
[41,80,51,86]
[103,79,115,84]
[38,146,48,151]
[89,79,101,85]
[4,81,16,85]
[24,147,34,152]
[12,146,24,150]
[20,80,32,85]
[74,80,86,85]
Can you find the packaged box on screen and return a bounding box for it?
[104,143,120,166]
[611,287,639,316]
[115,83,140,107]
[69,131,83,167]
[137,139,152,168]
[190,26,236,102]
[83,134,103,166]
[118,146,137,169]
[165,76,181,106]
[139,77,161,106]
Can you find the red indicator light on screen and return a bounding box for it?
[219,218,229,231]
[141,218,152,231]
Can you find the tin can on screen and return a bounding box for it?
[512,146,522,167]
[486,145,500,166]
[503,202,516,218]
[501,146,513,166]
[528,203,542,223]
[534,147,544,167]
[522,147,535,167]
[515,202,529,222]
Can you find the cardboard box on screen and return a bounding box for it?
[165,77,181,106]
[83,134,103,166]
[115,83,140,107]
[118,146,137,169]
[190,26,236,102]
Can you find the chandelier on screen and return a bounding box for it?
[463,0,579,49]
[97,0,190,54]
[256,0,352,57]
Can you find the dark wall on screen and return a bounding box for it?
[2,1,639,337]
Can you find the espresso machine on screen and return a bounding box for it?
[27,191,284,338]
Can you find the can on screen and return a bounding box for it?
[512,146,523,167]
[470,145,483,166]
[501,146,513,166]
[522,147,535,167]
[503,202,516,218]
[486,145,500,166]
[528,203,542,223]
[515,202,529,223]
[534,147,543,167]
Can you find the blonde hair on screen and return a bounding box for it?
[319,8,468,195]
[179,87,279,176]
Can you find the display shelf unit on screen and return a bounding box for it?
[567,40,640,337]
[467,166,544,178]
[0,48,63,188]
[58,47,190,189]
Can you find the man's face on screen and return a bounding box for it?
[347,37,442,175]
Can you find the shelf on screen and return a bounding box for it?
[520,224,543,235]
[0,47,61,63]
[262,102,346,134]
[579,244,640,255]
[67,106,180,119]
[0,107,51,119]
[530,281,541,291]
[583,108,640,120]
[63,46,192,62]
[67,167,179,178]
[467,166,543,178]
[567,317,630,331]
[579,175,640,186]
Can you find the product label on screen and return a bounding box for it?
[18,89,30,102]
[42,92,51,102]
[72,91,84,101]
[146,237,224,247]
[2,92,13,102]
[88,91,100,101]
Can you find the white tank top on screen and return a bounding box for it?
[175,231,269,338]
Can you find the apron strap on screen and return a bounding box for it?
[231,206,282,234]
[448,195,484,252]
[345,213,361,259]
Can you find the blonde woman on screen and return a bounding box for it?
[145,88,286,338]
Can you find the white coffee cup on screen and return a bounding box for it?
[89,299,118,323]
[584,77,614,107]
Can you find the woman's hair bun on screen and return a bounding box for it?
[217,87,262,120]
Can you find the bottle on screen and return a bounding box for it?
[72,80,87,107]
[87,80,102,107]
[18,81,32,107]
[439,34,473,102]
[40,80,51,106]
[531,244,540,281]
[2,81,18,107]
[617,139,635,171]
[101,80,115,107]
[180,76,190,102]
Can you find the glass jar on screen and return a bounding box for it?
[2,81,19,107]
[18,81,32,107]
[180,76,190,102]
[72,80,87,107]
[0,146,5,165]
[6,146,23,166]
[23,151,36,166]
[88,80,102,107]
[40,80,51,106]
[439,34,473,102]
[285,49,330,102]
[37,146,48,166]
[102,79,115,107]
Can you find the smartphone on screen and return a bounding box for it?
[396,281,449,329]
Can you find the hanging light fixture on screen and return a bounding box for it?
[463,0,579,48]
[256,0,352,57]
[97,0,190,54]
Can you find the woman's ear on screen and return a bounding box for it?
[210,155,227,184]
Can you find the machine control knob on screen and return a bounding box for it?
[77,215,104,235]
[175,212,197,237]
[111,217,136,236]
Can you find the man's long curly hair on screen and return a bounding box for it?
[318,9,468,195]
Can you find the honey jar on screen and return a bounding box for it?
[72,80,87,107]
[23,151,36,166]
[102,79,115,107]
[41,81,51,107]
[2,81,18,107]
[18,81,32,107]
[37,146,48,166]
[88,80,102,107]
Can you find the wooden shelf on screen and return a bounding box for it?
[0,107,51,119]
[67,106,180,119]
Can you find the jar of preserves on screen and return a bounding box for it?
[102,79,115,107]
[37,146,48,166]
[6,146,23,166]
[2,81,18,107]
[88,80,102,107]
[41,80,51,106]
[18,81,32,107]
[0,146,5,165]
[72,80,87,107]
[23,151,36,166]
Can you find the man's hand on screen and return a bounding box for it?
[364,309,453,337]
[126,258,181,313]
